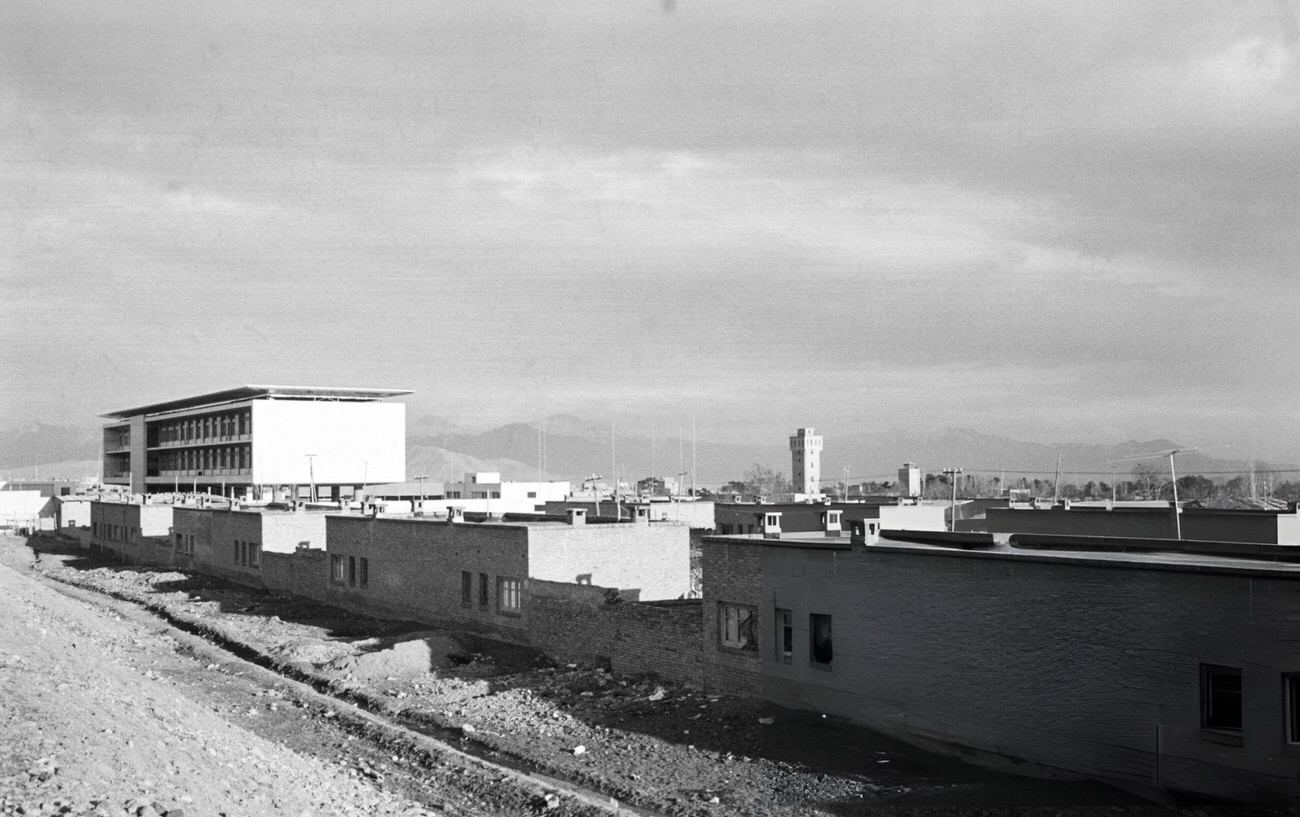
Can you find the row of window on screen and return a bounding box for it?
[718,602,835,669]
[331,554,369,588]
[151,411,251,446]
[445,491,502,499]
[1198,664,1300,746]
[175,533,196,554]
[92,522,137,543]
[234,540,261,568]
[151,445,251,474]
[711,618,1292,740]
[460,571,522,615]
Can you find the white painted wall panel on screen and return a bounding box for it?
[251,401,405,485]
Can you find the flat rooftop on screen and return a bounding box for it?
[705,531,1300,578]
[101,385,412,420]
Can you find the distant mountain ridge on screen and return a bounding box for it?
[2,420,1286,488]
[0,424,99,470]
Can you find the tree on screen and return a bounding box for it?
[1175,474,1215,501]
[1131,463,1167,499]
[732,463,793,502]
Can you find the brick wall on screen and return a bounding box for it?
[324,516,530,641]
[699,537,763,696]
[756,542,1300,804]
[263,548,327,598]
[528,579,703,685]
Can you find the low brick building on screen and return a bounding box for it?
[170,505,329,586]
[987,504,1300,544]
[321,510,691,642]
[89,499,174,561]
[701,527,1300,804]
[714,500,945,537]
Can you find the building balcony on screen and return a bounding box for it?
[151,468,252,477]
[149,434,251,450]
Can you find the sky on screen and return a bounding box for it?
[3,1,1298,460]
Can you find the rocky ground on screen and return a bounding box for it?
[1,533,1290,817]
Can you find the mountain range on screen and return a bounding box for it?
[1,418,1286,488]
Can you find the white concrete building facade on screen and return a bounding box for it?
[100,385,409,498]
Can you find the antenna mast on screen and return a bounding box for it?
[1109,445,1229,540]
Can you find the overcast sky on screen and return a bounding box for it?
[3,1,1298,459]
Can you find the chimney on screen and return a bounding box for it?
[762,512,782,539]
[567,508,587,526]
[849,520,880,546]
[823,509,842,537]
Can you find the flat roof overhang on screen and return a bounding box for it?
[100,385,412,420]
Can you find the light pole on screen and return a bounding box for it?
[413,474,429,512]
[942,467,962,532]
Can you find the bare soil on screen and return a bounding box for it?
[1,533,1286,817]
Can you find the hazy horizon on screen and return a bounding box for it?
[5,2,1297,462]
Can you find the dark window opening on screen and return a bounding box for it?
[1201,663,1242,732]
[1287,674,1300,744]
[810,613,833,667]
[776,608,793,664]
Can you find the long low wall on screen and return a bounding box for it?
[74,532,708,686]
[505,580,704,685]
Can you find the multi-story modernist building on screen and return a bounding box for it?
[788,427,822,497]
[100,385,409,498]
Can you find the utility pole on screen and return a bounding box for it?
[1052,453,1062,504]
[942,467,963,532]
[691,413,697,499]
[305,454,317,503]
[1110,446,1227,541]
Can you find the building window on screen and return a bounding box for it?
[235,540,243,565]
[1286,674,1300,744]
[498,577,522,614]
[331,555,345,584]
[478,573,489,607]
[527,491,537,499]
[775,608,793,664]
[719,603,757,651]
[358,557,367,588]
[249,543,260,569]
[810,614,833,667]
[348,556,357,587]
[1201,664,1242,732]
[461,571,472,607]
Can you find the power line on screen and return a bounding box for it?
[951,467,1300,477]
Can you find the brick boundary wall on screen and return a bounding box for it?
[529,579,704,686]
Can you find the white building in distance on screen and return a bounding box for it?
[100,385,409,499]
